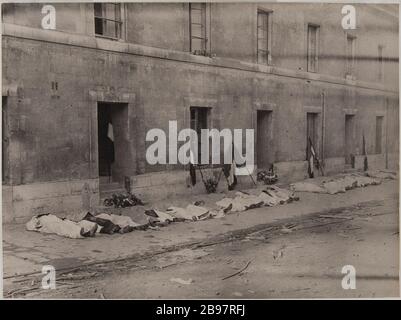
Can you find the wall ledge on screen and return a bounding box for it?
[2,23,398,96]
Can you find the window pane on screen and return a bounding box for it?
[104,3,117,20]
[94,3,103,17]
[258,50,268,64]
[94,17,103,35]
[104,20,120,38]
[191,25,203,38]
[191,38,203,51]
[191,9,202,24]
[257,11,270,64]
[191,3,203,10]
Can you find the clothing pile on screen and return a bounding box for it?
[290,173,382,195]
[257,170,278,185]
[103,192,144,208]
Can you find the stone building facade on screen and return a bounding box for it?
[1,3,399,222]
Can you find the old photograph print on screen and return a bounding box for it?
[1,1,399,299]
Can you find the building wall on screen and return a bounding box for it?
[1,3,399,222]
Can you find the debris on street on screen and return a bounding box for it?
[170,278,194,285]
[257,167,278,185]
[103,192,144,208]
[222,260,252,280]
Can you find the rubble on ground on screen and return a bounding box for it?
[103,192,144,208]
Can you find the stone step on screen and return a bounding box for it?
[99,182,123,192]
[99,176,114,184]
[100,189,127,200]
[343,166,359,174]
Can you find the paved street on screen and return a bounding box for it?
[3,179,399,298]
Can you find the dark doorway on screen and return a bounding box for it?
[98,103,115,180]
[306,112,319,160]
[97,102,129,184]
[190,106,210,163]
[257,110,273,169]
[375,116,384,154]
[344,115,355,165]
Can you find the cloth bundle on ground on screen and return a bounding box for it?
[323,175,380,194]
[26,214,98,239]
[144,209,177,225]
[290,174,381,195]
[83,212,148,234]
[290,181,327,193]
[166,205,211,221]
[216,186,297,212]
[103,192,144,208]
[263,185,298,203]
[216,192,264,212]
[366,170,397,180]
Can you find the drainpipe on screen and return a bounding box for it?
[385,98,389,169]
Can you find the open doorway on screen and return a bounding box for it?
[97,102,129,186]
[345,114,355,165]
[257,110,273,169]
[375,116,384,154]
[306,112,319,160]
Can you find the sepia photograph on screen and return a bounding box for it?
[0,0,399,301]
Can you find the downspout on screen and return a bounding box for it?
[385,98,389,169]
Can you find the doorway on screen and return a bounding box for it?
[257,110,273,169]
[344,115,355,165]
[306,112,319,160]
[97,102,129,184]
[375,116,384,154]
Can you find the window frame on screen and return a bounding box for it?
[378,44,385,82]
[346,34,357,79]
[257,9,273,65]
[94,2,125,40]
[307,23,320,73]
[189,3,210,56]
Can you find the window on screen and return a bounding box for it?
[378,45,384,82]
[190,107,210,163]
[94,3,123,39]
[375,116,384,154]
[189,3,209,55]
[346,35,356,78]
[257,10,272,65]
[307,24,319,72]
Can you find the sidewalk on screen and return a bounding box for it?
[2,177,398,279]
